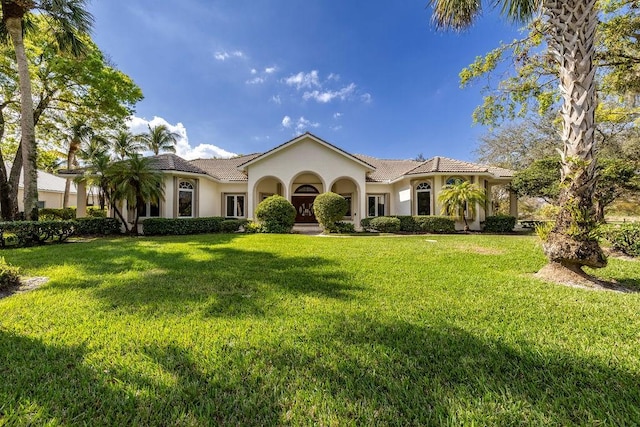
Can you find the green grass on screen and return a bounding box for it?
[0,234,639,425]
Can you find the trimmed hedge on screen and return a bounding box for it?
[483,215,517,233]
[142,217,226,236]
[75,218,121,236]
[0,220,76,247]
[395,216,420,232]
[38,207,108,220]
[313,192,348,233]
[335,221,356,234]
[602,223,640,257]
[255,195,296,233]
[221,219,247,233]
[414,216,456,233]
[369,217,401,233]
[0,257,20,291]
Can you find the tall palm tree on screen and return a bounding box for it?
[438,181,487,232]
[140,124,179,155]
[1,0,93,220]
[107,155,164,235]
[429,0,606,272]
[62,121,93,208]
[112,130,143,160]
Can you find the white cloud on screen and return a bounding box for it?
[281,115,292,128]
[281,115,320,133]
[250,68,257,74]
[302,83,356,103]
[361,93,373,103]
[246,77,265,84]
[126,115,236,160]
[265,66,277,74]
[214,50,245,61]
[333,112,343,119]
[270,95,282,104]
[284,70,320,89]
[327,73,340,81]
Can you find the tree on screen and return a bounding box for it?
[140,124,179,155]
[437,181,487,232]
[1,0,93,220]
[61,122,92,207]
[105,155,164,235]
[112,130,143,160]
[430,0,607,272]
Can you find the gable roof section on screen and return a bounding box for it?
[352,154,422,182]
[191,154,261,181]
[148,154,208,175]
[405,156,515,178]
[4,161,77,193]
[237,132,376,171]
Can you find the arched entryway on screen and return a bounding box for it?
[330,177,359,222]
[290,172,324,223]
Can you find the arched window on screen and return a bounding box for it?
[294,184,319,194]
[416,182,431,216]
[446,176,465,186]
[178,181,194,217]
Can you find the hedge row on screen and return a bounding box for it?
[39,207,107,220]
[602,223,640,257]
[0,218,120,248]
[142,217,246,235]
[361,216,456,233]
[483,215,517,233]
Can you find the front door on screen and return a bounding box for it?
[292,196,317,223]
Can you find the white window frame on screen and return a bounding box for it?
[367,194,386,217]
[225,194,246,218]
[415,182,431,216]
[178,181,194,218]
[139,200,161,218]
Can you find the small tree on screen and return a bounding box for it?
[255,195,296,233]
[437,181,487,232]
[313,192,348,233]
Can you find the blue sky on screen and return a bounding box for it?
[88,1,521,161]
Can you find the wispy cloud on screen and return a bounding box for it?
[284,70,320,89]
[214,50,245,61]
[283,70,370,104]
[303,83,356,103]
[271,95,282,104]
[281,115,320,133]
[265,66,277,74]
[246,77,265,84]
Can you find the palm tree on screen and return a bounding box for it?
[438,181,487,232]
[429,0,606,272]
[1,0,93,220]
[62,122,93,208]
[140,124,179,155]
[107,155,164,235]
[112,130,143,160]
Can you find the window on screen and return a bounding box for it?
[37,201,45,209]
[416,182,431,216]
[178,181,194,217]
[446,176,465,186]
[139,201,160,218]
[226,194,246,218]
[294,185,319,194]
[367,195,386,217]
[341,194,352,218]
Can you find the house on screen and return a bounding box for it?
[69,133,517,230]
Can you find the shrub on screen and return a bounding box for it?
[255,195,296,233]
[369,216,401,233]
[142,217,225,236]
[602,223,640,257]
[39,208,76,220]
[414,216,456,233]
[221,219,246,233]
[335,221,356,234]
[0,257,20,291]
[483,215,517,233]
[0,220,76,247]
[360,217,372,230]
[535,221,555,242]
[243,221,263,233]
[395,216,420,232]
[313,192,348,232]
[75,218,121,236]
[87,207,108,218]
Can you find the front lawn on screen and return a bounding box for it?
[0,234,639,425]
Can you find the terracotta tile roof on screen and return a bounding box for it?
[352,154,422,182]
[190,154,261,181]
[147,154,208,175]
[405,156,515,178]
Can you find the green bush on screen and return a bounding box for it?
[414,216,456,233]
[221,219,246,233]
[369,217,401,233]
[395,216,420,232]
[75,218,121,236]
[255,195,296,233]
[87,207,108,218]
[39,208,76,221]
[142,217,226,236]
[483,215,517,233]
[602,223,640,257]
[243,221,263,233]
[360,218,372,230]
[313,192,348,232]
[0,220,76,247]
[335,221,356,234]
[0,257,20,291]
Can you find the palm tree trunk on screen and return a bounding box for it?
[63,146,78,208]
[541,0,606,270]
[5,14,39,220]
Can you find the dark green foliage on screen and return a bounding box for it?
[87,208,108,218]
[313,192,348,232]
[414,216,456,233]
[360,218,372,230]
[0,221,76,247]
[142,217,225,236]
[220,219,246,233]
[255,195,296,233]
[483,215,517,233]
[0,257,20,291]
[39,208,77,221]
[369,217,401,233]
[335,221,356,234]
[395,216,420,232]
[602,224,640,257]
[75,218,121,236]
